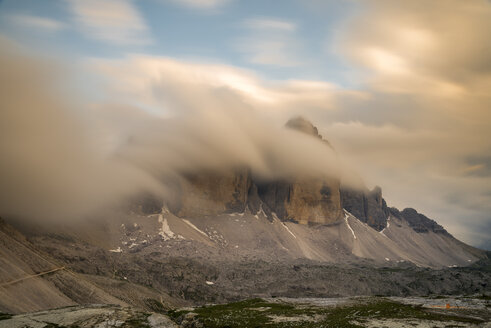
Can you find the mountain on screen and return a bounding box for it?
[0,117,489,315]
[157,117,344,225]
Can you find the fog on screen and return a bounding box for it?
[1,0,490,249]
[0,39,345,222]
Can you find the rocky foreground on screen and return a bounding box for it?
[1,296,489,327]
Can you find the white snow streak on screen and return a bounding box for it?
[344,213,357,240]
[380,217,390,236]
[258,204,267,217]
[281,222,297,239]
[182,219,209,237]
[109,247,122,253]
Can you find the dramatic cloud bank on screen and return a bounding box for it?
[325,0,491,248]
[1,0,489,249]
[0,39,345,222]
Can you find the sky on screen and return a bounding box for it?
[0,0,490,250]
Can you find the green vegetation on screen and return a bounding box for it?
[124,312,151,328]
[168,297,485,328]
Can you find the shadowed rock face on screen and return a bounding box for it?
[175,169,251,217]
[286,116,323,139]
[389,207,448,234]
[340,185,390,231]
[286,177,342,224]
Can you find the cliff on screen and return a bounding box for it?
[137,117,344,225]
[131,117,456,237]
[340,185,390,231]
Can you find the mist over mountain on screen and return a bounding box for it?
[0,1,490,325]
[0,40,357,224]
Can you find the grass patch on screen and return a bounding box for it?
[168,297,485,328]
[476,294,491,301]
[124,312,151,328]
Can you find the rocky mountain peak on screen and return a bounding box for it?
[285,116,322,139]
[389,207,448,234]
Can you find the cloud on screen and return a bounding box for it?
[237,17,301,67]
[2,0,490,250]
[337,0,491,96]
[6,14,66,32]
[244,18,297,31]
[0,38,346,223]
[94,54,347,181]
[166,0,230,10]
[320,0,491,249]
[93,54,342,118]
[0,38,162,221]
[67,0,151,45]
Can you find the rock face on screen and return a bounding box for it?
[277,117,342,224]
[139,117,344,225]
[340,185,390,231]
[389,207,448,234]
[256,177,342,224]
[174,169,251,218]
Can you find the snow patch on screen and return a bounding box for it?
[158,214,176,240]
[182,219,209,237]
[281,222,297,239]
[205,281,214,285]
[344,213,357,240]
[109,247,122,253]
[380,217,391,235]
[258,204,267,218]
